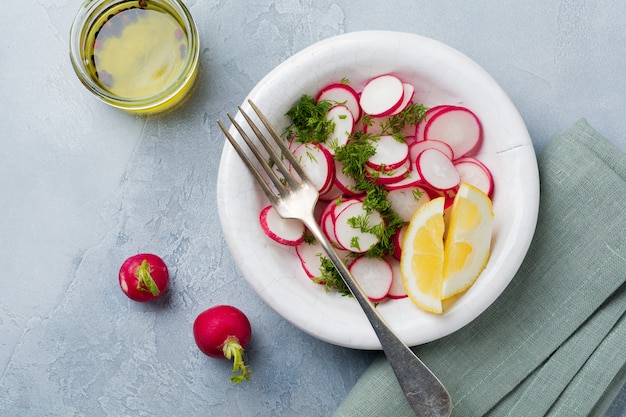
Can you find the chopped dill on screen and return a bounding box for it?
[314,256,351,296]
[285,95,334,144]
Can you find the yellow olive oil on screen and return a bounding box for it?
[82,1,196,112]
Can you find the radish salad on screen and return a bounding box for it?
[258,74,493,301]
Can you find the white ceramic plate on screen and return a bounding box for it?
[216,31,539,350]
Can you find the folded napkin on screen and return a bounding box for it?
[333,119,626,417]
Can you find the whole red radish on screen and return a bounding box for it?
[118,253,169,302]
[193,305,252,383]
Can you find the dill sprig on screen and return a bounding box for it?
[285,95,334,144]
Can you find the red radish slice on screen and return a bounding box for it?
[259,205,305,246]
[329,198,360,249]
[415,105,455,142]
[359,74,405,117]
[366,135,409,171]
[392,224,407,261]
[325,104,354,153]
[365,161,411,186]
[348,256,393,301]
[409,139,454,162]
[390,83,416,115]
[383,161,422,190]
[334,201,384,253]
[386,185,431,222]
[319,182,344,201]
[386,257,407,299]
[296,241,325,280]
[454,158,494,197]
[316,83,362,122]
[296,241,353,282]
[424,106,482,159]
[292,143,335,193]
[416,148,461,191]
[334,160,364,197]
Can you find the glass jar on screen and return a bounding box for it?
[69,0,199,114]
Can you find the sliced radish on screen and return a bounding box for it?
[296,240,353,282]
[259,205,305,246]
[454,158,494,197]
[325,104,354,153]
[292,142,335,194]
[319,181,344,201]
[366,135,409,171]
[424,106,482,159]
[386,185,431,222]
[392,224,407,261]
[385,256,407,299]
[415,105,455,142]
[334,160,364,197]
[348,256,393,301]
[334,201,384,253]
[382,162,422,190]
[409,139,454,162]
[329,198,361,249]
[296,241,325,280]
[365,161,411,186]
[416,148,460,191]
[390,83,416,115]
[359,74,404,117]
[316,83,362,122]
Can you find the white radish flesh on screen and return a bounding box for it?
[386,257,407,299]
[416,148,461,191]
[390,82,416,115]
[424,106,482,159]
[454,158,494,197]
[392,224,407,261]
[409,139,454,162]
[386,185,431,222]
[382,161,422,190]
[366,135,409,171]
[292,143,335,194]
[296,241,325,280]
[415,105,454,142]
[334,201,384,253]
[316,83,362,122]
[325,104,354,153]
[365,161,411,186]
[359,74,405,117]
[348,256,393,301]
[334,159,364,197]
[259,205,305,246]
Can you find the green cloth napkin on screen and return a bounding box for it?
[333,119,626,417]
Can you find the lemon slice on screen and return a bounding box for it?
[400,182,494,314]
[442,183,494,299]
[400,197,446,314]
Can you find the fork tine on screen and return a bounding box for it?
[247,100,312,185]
[236,105,300,190]
[217,119,280,205]
[224,113,291,196]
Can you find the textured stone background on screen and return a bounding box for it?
[1,1,625,416]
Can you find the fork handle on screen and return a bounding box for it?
[302,214,452,417]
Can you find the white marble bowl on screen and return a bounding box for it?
[216,31,539,349]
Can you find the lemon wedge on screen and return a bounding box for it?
[442,183,494,299]
[400,183,494,314]
[400,197,446,314]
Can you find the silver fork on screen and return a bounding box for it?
[217,100,452,417]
